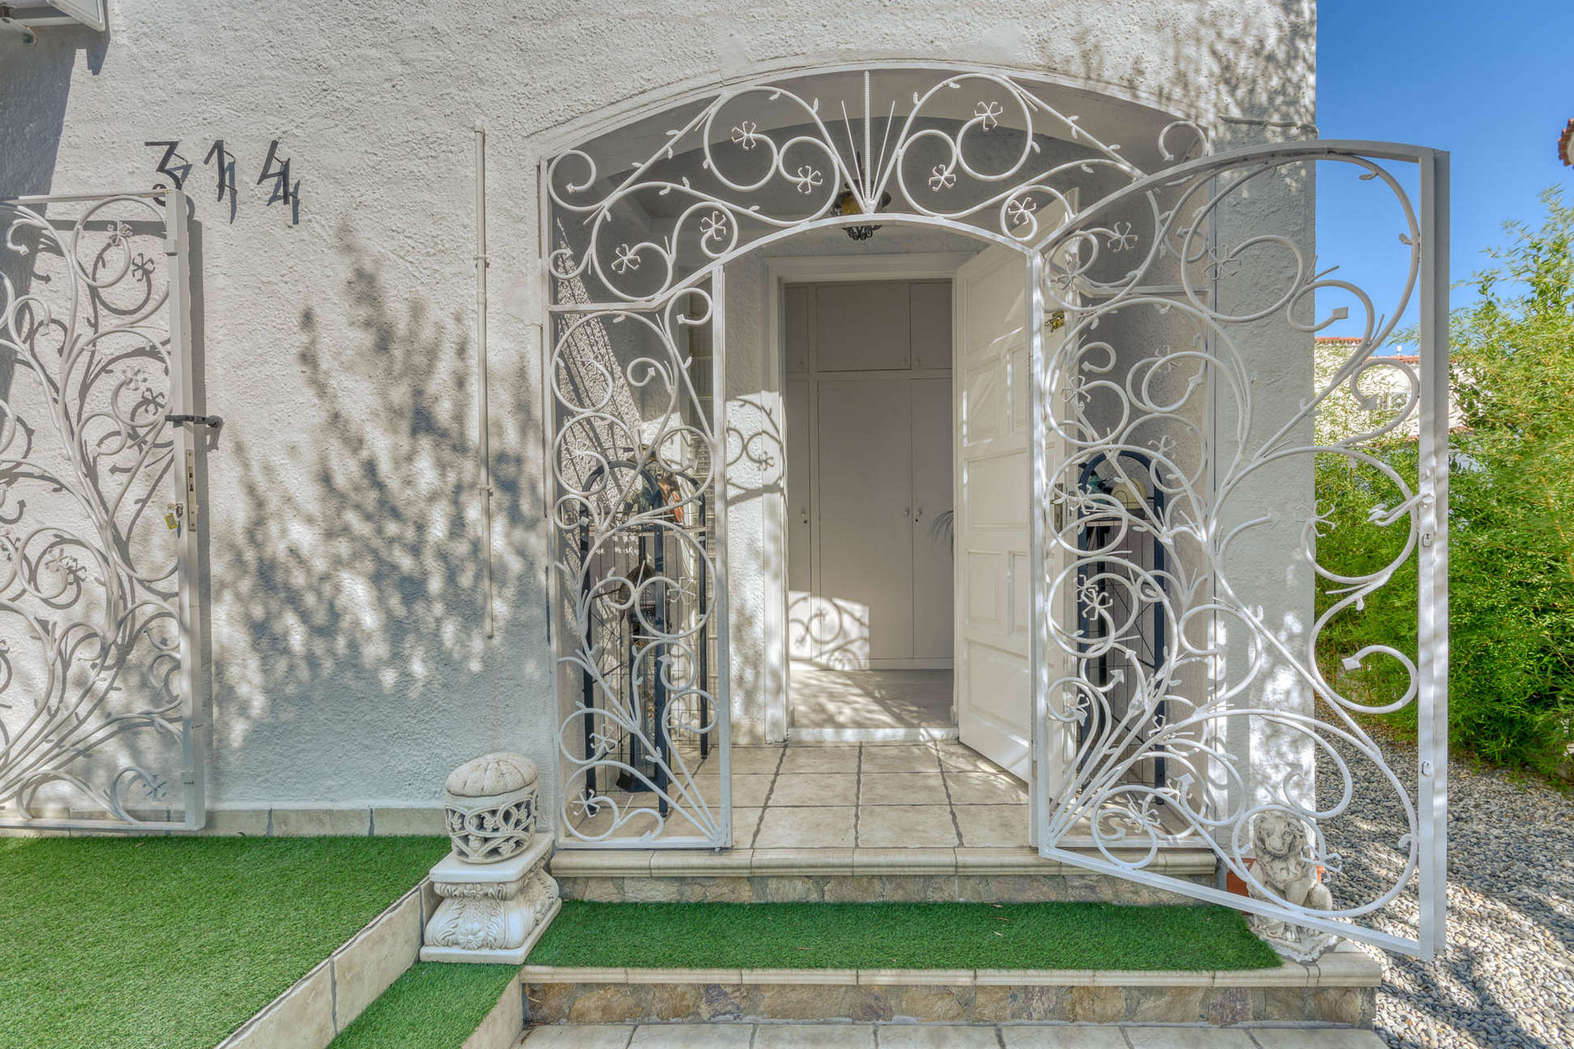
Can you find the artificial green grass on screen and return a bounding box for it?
[327,963,519,1049]
[0,835,448,1049]
[528,900,1280,972]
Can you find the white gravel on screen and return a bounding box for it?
[1319,739,1574,1048]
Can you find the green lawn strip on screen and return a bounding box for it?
[0,835,448,1049]
[528,901,1280,972]
[328,963,519,1049]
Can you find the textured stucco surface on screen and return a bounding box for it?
[0,1,1316,813]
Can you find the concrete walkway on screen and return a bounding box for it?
[520,1024,1385,1047]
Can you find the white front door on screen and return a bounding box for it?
[953,244,1039,779]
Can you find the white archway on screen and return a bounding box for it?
[540,61,1450,960]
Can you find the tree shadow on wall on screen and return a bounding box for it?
[210,234,544,802]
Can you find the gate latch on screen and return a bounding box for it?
[166,413,223,429]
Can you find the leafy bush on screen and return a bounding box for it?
[1315,190,1574,778]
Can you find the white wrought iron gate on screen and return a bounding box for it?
[541,66,1449,951]
[1029,142,1449,959]
[0,189,209,831]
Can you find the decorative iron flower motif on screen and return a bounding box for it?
[973,100,1003,131]
[792,165,823,195]
[1005,195,1039,226]
[731,121,761,150]
[699,210,729,244]
[929,165,956,192]
[130,253,156,283]
[611,243,642,274]
[1108,221,1137,252]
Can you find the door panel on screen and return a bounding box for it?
[818,377,913,663]
[786,376,814,660]
[911,376,954,661]
[910,281,953,370]
[954,244,1033,780]
[815,283,911,371]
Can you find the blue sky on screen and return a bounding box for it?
[1316,0,1574,341]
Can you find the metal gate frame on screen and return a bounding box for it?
[0,188,209,832]
[1026,142,1449,959]
[537,65,1448,958]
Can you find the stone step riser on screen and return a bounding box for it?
[558,872,1213,904]
[521,978,1374,1027]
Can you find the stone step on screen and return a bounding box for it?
[550,846,1217,904]
[519,1022,1390,1048]
[519,942,1381,1027]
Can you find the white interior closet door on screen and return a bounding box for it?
[953,244,1036,780]
[817,377,912,664]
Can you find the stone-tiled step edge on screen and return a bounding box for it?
[550,846,1219,877]
[213,879,436,1049]
[519,946,1380,1028]
[460,980,527,1049]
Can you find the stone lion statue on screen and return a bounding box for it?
[1246,810,1340,962]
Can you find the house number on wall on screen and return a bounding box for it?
[144,139,302,225]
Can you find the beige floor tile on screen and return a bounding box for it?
[720,774,773,808]
[773,773,858,806]
[936,744,1004,773]
[731,806,762,843]
[1124,1029,1256,1049]
[728,747,786,774]
[955,803,1031,847]
[860,744,942,773]
[780,746,863,773]
[522,1024,635,1048]
[860,772,949,806]
[1250,1031,1388,1049]
[628,1024,754,1049]
[945,770,1028,805]
[753,1023,876,1048]
[875,1026,1001,1049]
[755,805,857,848]
[1000,1025,1129,1048]
[856,803,960,848]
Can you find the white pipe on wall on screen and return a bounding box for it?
[476,121,496,638]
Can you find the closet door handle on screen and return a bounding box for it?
[913,505,924,522]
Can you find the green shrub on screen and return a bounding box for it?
[1315,189,1574,777]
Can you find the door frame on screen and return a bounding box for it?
[765,252,979,743]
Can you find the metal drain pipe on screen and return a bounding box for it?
[475,120,496,638]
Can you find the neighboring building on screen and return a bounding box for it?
[1314,335,1464,445]
[0,1,1453,958]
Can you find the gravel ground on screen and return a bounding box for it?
[1319,739,1574,1049]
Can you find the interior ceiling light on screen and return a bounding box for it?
[833,154,892,241]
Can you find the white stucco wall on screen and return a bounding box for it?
[0,0,1316,817]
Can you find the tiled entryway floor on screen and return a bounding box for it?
[520,1023,1386,1048]
[788,663,953,732]
[698,741,1029,850]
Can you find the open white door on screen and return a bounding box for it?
[953,242,1066,780]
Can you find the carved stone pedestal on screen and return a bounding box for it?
[420,831,561,964]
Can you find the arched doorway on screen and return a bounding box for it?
[541,62,1451,958]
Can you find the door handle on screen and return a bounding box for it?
[799,508,808,525]
[913,505,923,522]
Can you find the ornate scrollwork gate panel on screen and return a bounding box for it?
[1032,142,1449,958]
[0,190,207,830]
[548,280,731,847]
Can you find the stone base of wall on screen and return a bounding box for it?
[552,845,1217,904]
[520,946,1380,1027]
[558,871,1214,904]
